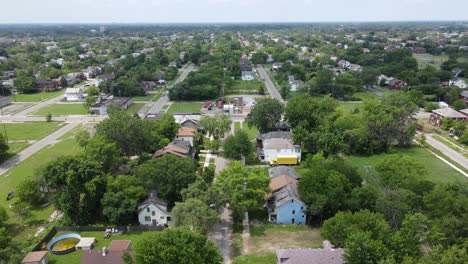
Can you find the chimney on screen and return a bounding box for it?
[102,247,107,256]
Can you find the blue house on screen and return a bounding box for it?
[266,175,307,224]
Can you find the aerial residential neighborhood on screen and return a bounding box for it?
[0,1,467,264]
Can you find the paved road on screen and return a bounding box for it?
[256,65,285,104]
[13,94,65,116]
[0,115,106,123]
[0,122,80,176]
[140,64,196,117]
[426,134,468,171]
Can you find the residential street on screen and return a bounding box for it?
[0,122,80,176]
[425,134,468,172]
[256,65,285,104]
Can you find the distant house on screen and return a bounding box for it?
[2,70,16,79]
[169,61,178,68]
[459,91,468,103]
[256,131,301,164]
[154,140,195,159]
[21,251,48,264]
[175,127,196,146]
[289,80,304,92]
[450,79,467,89]
[96,74,115,86]
[266,54,274,63]
[272,62,283,71]
[82,66,102,79]
[137,190,171,226]
[276,241,344,264]
[35,79,60,92]
[65,88,84,102]
[89,96,132,115]
[142,81,157,92]
[241,68,254,81]
[337,60,351,69]
[384,45,401,51]
[430,107,466,126]
[388,79,407,90]
[0,96,11,109]
[412,47,427,54]
[64,72,86,86]
[266,174,306,224]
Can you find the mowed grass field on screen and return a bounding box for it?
[226,80,265,95]
[234,122,259,140]
[13,91,64,102]
[30,104,88,116]
[0,122,64,140]
[48,231,160,264]
[413,53,448,69]
[124,103,146,115]
[167,102,202,113]
[347,146,468,185]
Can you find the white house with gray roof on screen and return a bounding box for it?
[257,131,301,164]
[137,191,171,227]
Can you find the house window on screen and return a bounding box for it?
[300,206,303,210]
[302,215,305,218]
[145,216,151,221]
[291,199,294,203]
[160,216,165,220]
[147,208,150,212]
[152,211,155,216]
[292,210,296,215]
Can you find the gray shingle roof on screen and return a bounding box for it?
[277,245,344,264]
[269,166,301,179]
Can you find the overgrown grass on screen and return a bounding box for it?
[124,103,146,115]
[13,91,64,102]
[167,102,202,113]
[413,53,448,70]
[0,122,64,140]
[30,104,88,116]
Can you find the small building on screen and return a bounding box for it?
[460,91,468,103]
[256,131,301,164]
[430,107,466,126]
[75,237,96,251]
[289,80,304,92]
[451,79,467,89]
[388,79,407,90]
[65,88,84,102]
[80,250,129,264]
[272,62,283,71]
[21,251,48,264]
[137,190,171,226]
[0,96,11,108]
[176,127,196,146]
[154,140,195,159]
[266,174,306,224]
[142,81,157,92]
[89,97,132,115]
[35,79,60,92]
[241,70,255,81]
[276,241,344,264]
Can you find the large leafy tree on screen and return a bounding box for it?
[134,228,223,264]
[246,98,284,134]
[223,130,253,161]
[84,135,123,172]
[344,231,390,264]
[199,113,231,139]
[214,161,270,216]
[42,155,106,225]
[135,155,197,208]
[172,198,219,233]
[375,155,427,190]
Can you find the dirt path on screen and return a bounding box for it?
[208,207,233,264]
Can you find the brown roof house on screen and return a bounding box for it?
[175,127,197,146]
[21,251,48,264]
[276,241,344,264]
[430,107,466,126]
[154,139,195,159]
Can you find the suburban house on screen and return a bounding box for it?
[154,140,195,159]
[64,72,86,86]
[21,251,48,264]
[337,60,351,69]
[241,69,254,81]
[460,91,468,102]
[430,107,466,126]
[272,62,283,71]
[142,81,157,92]
[80,240,133,264]
[82,66,102,79]
[388,79,407,90]
[256,131,301,164]
[276,241,344,264]
[89,96,132,115]
[0,96,11,108]
[175,127,197,146]
[269,166,301,180]
[95,74,115,86]
[137,190,171,227]
[289,79,304,92]
[65,88,84,102]
[450,79,467,89]
[35,79,60,91]
[266,174,307,224]
[240,58,254,81]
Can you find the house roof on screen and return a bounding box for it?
[459,109,468,115]
[258,131,292,140]
[76,237,96,248]
[270,175,297,193]
[177,127,196,137]
[269,184,304,209]
[138,190,168,214]
[263,138,295,150]
[65,88,82,93]
[277,242,344,264]
[21,251,48,263]
[108,240,131,252]
[269,166,301,179]
[460,91,468,98]
[432,107,466,118]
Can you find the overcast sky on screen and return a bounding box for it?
[1,0,467,23]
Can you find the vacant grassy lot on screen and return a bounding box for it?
[167,102,202,113]
[234,122,260,140]
[347,146,467,185]
[233,253,276,264]
[30,104,88,116]
[48,231,160,264]
[124,103,146,115]
[226,80,265,95]
[0,122,64,140]
[247,224,322,254]
[413,53,448,69]
[13,91,64,102]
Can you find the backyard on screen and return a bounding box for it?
[13,91,64,102]
[167,102,202,113]
[234,121,260,140]
[30,104,88,116]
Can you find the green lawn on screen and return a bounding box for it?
[124,103,146,115]
[234,122,241,131]
[167,102,202,113]
[413,53,448,70]
[48,231,160,264]
[7,142,31,154]
[353,91,378,101]
[234,122,259,140]
[347,146,467,185]
[337,102,364,114]
[233,253,276,264]
[0,122,64,140]
[13,91,64,102]
[226,80,264,95]
[30,104,88,116]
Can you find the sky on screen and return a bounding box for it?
[1,0,467,23]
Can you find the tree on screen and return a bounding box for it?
[223,131,253,161]
[375,155,426,189]
[85,86,100,96]
[42,155,106,225]
[344,231,390,264]
[246,98,284,133]
[375,188,415,230]
[453,99,466,111]
[0,206,8,226]
[199,114,231,139]
[16,178,43,206]
[172,198,219,233]
[84,96,96,110]
[205,139,221,153]
[135,155,197,208]
[0,134,8,161]
[75,129,90,148]
[153,114,179,141]
[14,70,35,93]
[251,52,269,64]
[134,228,223,264]
[214,161,270,216]
[84,135,123,172]
[348,185,380,211]
[181,178,221,207]
[10,201,31,225]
